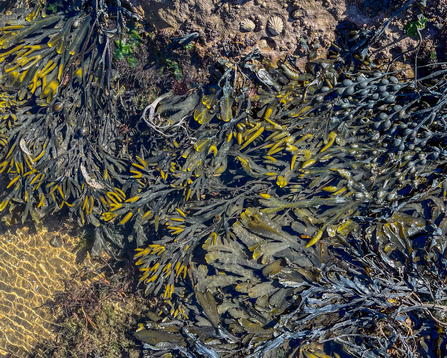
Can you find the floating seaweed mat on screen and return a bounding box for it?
[0,223,105,357]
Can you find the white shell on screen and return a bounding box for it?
[240,19,255,32]
[267,16,283,36]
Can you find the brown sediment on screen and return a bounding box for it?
[30,259,150,358]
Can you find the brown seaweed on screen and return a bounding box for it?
[0,0,446,356]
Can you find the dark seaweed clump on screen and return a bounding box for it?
[0,0,141,256]
[1,0,447,357]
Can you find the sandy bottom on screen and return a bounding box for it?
[0,224,98,357]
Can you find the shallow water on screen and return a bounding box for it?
[0,224,98,357]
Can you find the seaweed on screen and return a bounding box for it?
[2,0,447,356]
[125,1,447,356]
[135,192,447,357]
[114,28,142,67]
[0,0,140,256]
